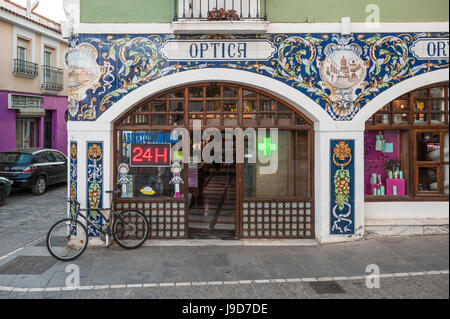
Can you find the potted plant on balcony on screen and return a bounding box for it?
[207,8,240,21]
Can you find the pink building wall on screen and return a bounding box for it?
[0,90,68,154]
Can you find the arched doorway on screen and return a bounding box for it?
[113,82,314,240]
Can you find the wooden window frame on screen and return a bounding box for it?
[365,82,449,202]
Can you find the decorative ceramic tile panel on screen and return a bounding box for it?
[69,141,77,234]
[330,140,355,234]
[86,142,104,236]
[66,33,448,122]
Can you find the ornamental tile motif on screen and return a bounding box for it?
[69,141,78,235]
[86,142,104,237]
[66,33,449,121]
[330,140,355,235]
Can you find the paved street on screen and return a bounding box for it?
[0,185,448,299]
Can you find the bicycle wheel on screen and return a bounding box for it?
[46,218,88,261]
[112,210,149,249]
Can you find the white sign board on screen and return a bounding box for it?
[410,38,449,60]
[160,39,277,62]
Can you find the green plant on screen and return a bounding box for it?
[384,159,400,172]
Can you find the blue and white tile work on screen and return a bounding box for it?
[86,142,104,237]
[69,141,78,234]
[66,33,449,122]
[330,140,355,235]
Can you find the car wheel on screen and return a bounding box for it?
[32,176,47,195]
[0,188,5,206]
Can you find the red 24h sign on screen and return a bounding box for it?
[130,144,171,167]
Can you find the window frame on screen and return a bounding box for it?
[365,82,449,202]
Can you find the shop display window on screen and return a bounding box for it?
[243,130,311,199]
[365,83,449,200]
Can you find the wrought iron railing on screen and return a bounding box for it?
[41,65,63,91]
[174,0,267,21]
[13,59,38,77]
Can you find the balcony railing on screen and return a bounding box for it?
[41,65,63,92]
[174,0,266,21]
[13,59,38,78]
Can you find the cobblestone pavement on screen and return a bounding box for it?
[0,185,448,299]
[0,184,66,256]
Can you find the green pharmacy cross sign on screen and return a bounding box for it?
[258,137,277,157]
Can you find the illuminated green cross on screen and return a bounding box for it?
[258,137,277,157]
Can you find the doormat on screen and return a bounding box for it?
[0,256,57,275]
[309,281,346,294]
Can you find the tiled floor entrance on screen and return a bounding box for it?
[189,167,237,239]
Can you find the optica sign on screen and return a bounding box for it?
[159,39,277,61]
[410,38,449,60]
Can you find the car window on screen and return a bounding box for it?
[43,152,56,162]
[0,153,32,165]
[34,152,56,164]
[52,152,66,162]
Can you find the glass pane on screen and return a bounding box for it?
[169,114,184,126]
[244,131,289,198]
[431,113,445,124]
[379,104,390,112]
[393,113,408,125]
[259,113,275,126]
[431,87,445,98]
[170,101,184,112]
[243,90,257,99]
[414,113,427,124]
[134,114,149,125]
[278,103,291,112]
[206,85,220,98]
[376,114,391,125]
[444,165,449,194]
[414,100,428,112]
[260,100,276,112]
[189,101,203,112]
[278,113,292,126]
[170,89,184,98]
[206,101,221,112]
[392,99,409,112]
[189,87,203,98]
[223,86,238,98]
[243,113,257,126]
[243,100,257,112]
[137,104,149,112]
[223,101,238,112]
[152,114,167,126]
[366,116,374,125]
[416,133,441,161]
[118,115,132,126]
[418,167,438,192]
[296,115,307,126]
[413,89,428,99]
[223,114,238,126]
[431,100,445,111]
[152,101,166,112]
[444,132,449,162]
[205,114,220,126]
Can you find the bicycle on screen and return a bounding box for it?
[46,190,149,261]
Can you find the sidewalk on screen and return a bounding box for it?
[0,234,448,299]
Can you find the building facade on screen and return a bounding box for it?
[0,0,69,154]
[64,0,448,245]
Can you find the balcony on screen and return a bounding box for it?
[13,59,38,78]
[41,65,63,93]
[172,0,268,34]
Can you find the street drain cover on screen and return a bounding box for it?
[309,281,346,294]
[0,256,57,275]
